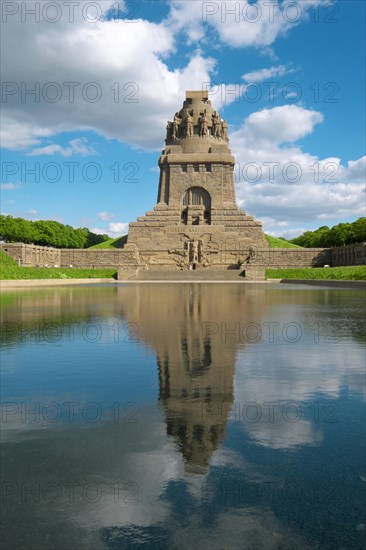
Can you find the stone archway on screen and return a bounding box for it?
[181,187,211,225]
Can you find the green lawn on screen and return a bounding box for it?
[266,266,366,281]
[88,235,127,249]
[0,251,116,280]
[265,234,302,248]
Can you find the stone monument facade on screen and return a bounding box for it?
[3,92,361,278]
[2,91,360,276]
[123,90,268,273]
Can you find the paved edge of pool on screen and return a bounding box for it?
[0,278,276,288]
[0,278,365,288]
[0,278,116,288]
[279,279,366,289]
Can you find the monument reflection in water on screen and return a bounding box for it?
[122,284,244,477]
[1,284,365,549]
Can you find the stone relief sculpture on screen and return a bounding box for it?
[168,248,187,269]
[200,241,218,267]
[244,246,256,264]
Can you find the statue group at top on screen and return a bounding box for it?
[167,108,228,142]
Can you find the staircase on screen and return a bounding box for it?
[132,269,246,281]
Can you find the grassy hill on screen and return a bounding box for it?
[0,251,116,280]
[265,235,302,248]
[88,235,128,249]
[88,234,300,249]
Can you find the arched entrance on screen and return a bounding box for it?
[181,187,211,225]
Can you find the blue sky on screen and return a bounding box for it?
[1,0,365,238]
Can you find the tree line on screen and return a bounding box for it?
[0,215,110,248]
[1,214,364,250]
[290,218,366,248]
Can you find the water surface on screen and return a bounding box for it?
[1,283,365,549]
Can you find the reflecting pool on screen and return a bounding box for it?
[1,283,365,549]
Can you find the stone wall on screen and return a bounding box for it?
[0,243,61,267]
[1,242,364,270]
[244,247,331,269]
[330,242,366,266]
[59,249,127,269]
[165,161,236,209]
[0,242,328,270]
[0,243,122,269]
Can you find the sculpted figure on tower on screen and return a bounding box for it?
[173,113,181,140]
[221,120,228,141]
[212,112,221,138]
[185,112,193,137]
[199,110,210,136]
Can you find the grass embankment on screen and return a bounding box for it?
[0,251,116,280]
[265,235,302,248]
[266,266,366,281]
[88,235,127,249]
[91,234,300,249]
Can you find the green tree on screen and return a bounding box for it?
[0,215,111,248]
[291,219,365,248]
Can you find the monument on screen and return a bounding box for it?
[1,91,342,275]
[120,90,268,278]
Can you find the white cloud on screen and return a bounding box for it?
[1,116,53,150]
[91,227,108,235]
[230,105,365,227]
[0,0,362,236]
[346,156,366,183]
[91,222,129,237]
[259,46,279,62]
[242,64,293,83]
[27,137,96,157]
[0,2,215,152]
[98,211,116,221]
[168,0,323,48]
[239,104,324,144]
[0,0,326,153]
[28,144,66,157]
[270,227,308,240]
[0,183,19,190]
[284,90,298,100]
[27,209,37,216]
[234,331,365,450]
[108,222,129,236]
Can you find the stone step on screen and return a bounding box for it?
[134,269,245,281]
[130,221,179,227]
[211,210,249,215]
[146,210,181,216]
[211,216,254,221]
[220,223,263,228]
